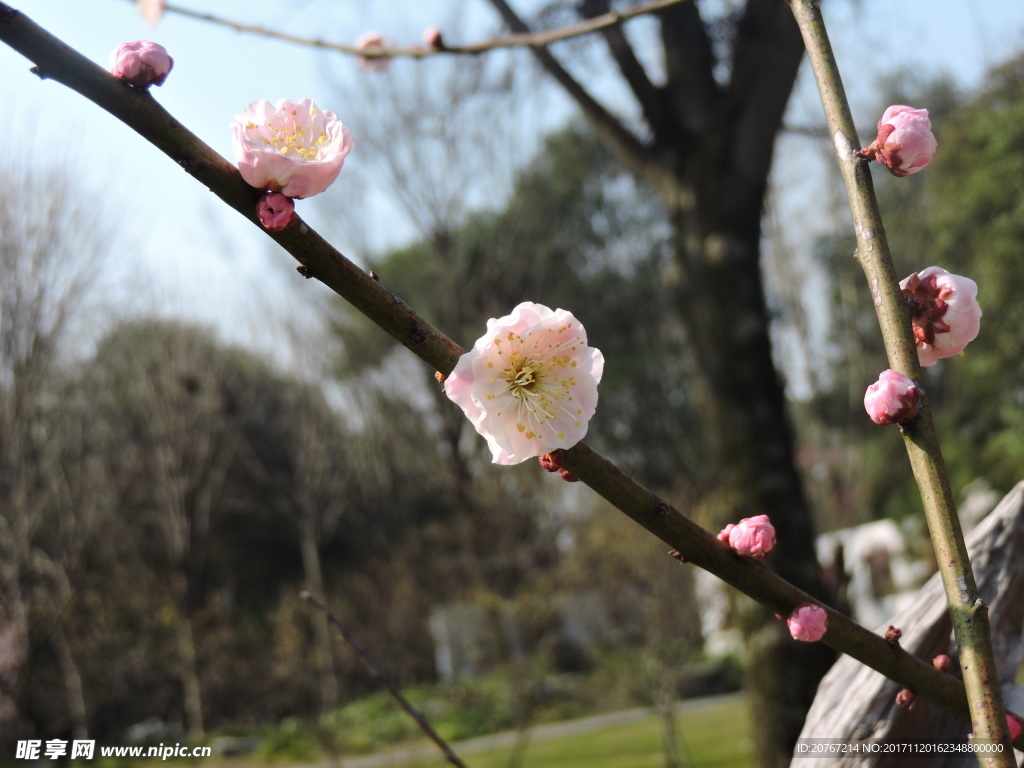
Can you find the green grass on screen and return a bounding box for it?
[68,694,753,768]
[393,695,754,768]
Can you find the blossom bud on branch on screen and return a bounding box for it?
[861,105,936,177]
[864,370,921,425]
[900,267,981,367]
[109,40,172,88]
[257,192,295,232]
[787,603,828,642]
[354,31,396,72]
[717,514,776,559]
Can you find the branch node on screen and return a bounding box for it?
[296,265,313,279]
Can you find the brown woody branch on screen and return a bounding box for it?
[484,0,662,190]
[301,592,468,768]
[160,0,688,59]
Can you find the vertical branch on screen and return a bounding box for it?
[786,1,1013,761]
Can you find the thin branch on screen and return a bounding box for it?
[786,0,1014,762]
[301,592,469,768]
[2,3,1021,748]
[484,0,662,190]
[158,0,689,59]
[579,0,674,136]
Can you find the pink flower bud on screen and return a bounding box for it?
[895,689,916,710]
[864,370,921,425]
[136,0,166,27]
[354,31,395,73]
[422,26,445,49]
[1008,714,1022,742]
[108,40,173,88]
[932,654,952,671]
[867,105,937,177]
[539,451,565,472]
[900,267,982,366]
[257,192,296,232]
[717,514,776,559]
[787,603,828,642]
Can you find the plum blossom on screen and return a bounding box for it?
[257,192,296,232]
[932,654,952,671]
[864,369,921,425]
[863,106,937,177]
[354,31,395,73]
[444,302,604,465]
[231,99,354,198]
[717,514,776,559]
[787,603,828,642]
[109,41,173,88]
[900,266,981,366]
[136,0,166,27]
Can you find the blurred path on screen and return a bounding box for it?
[328,692,742,767]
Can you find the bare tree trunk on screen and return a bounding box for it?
[299,513,338,710]
[51,620,88,740]
[171,571,204,736]
[175,614,204,737]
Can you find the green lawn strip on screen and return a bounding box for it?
[400,695,754,768]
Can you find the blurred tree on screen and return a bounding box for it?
[0,150,110,742]
[86,320,265,736]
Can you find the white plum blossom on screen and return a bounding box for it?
[230,98,354,199]
[444,302,604,465]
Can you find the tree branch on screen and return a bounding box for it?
[579,0,675,138]
[156,0,690,60]
[2,3,1021,747]
[786,0,1015,761]
[724,0,807,220]
[301,592,468,768]
[484,0,665,189]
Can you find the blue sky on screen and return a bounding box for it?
[2,0,1024,356]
